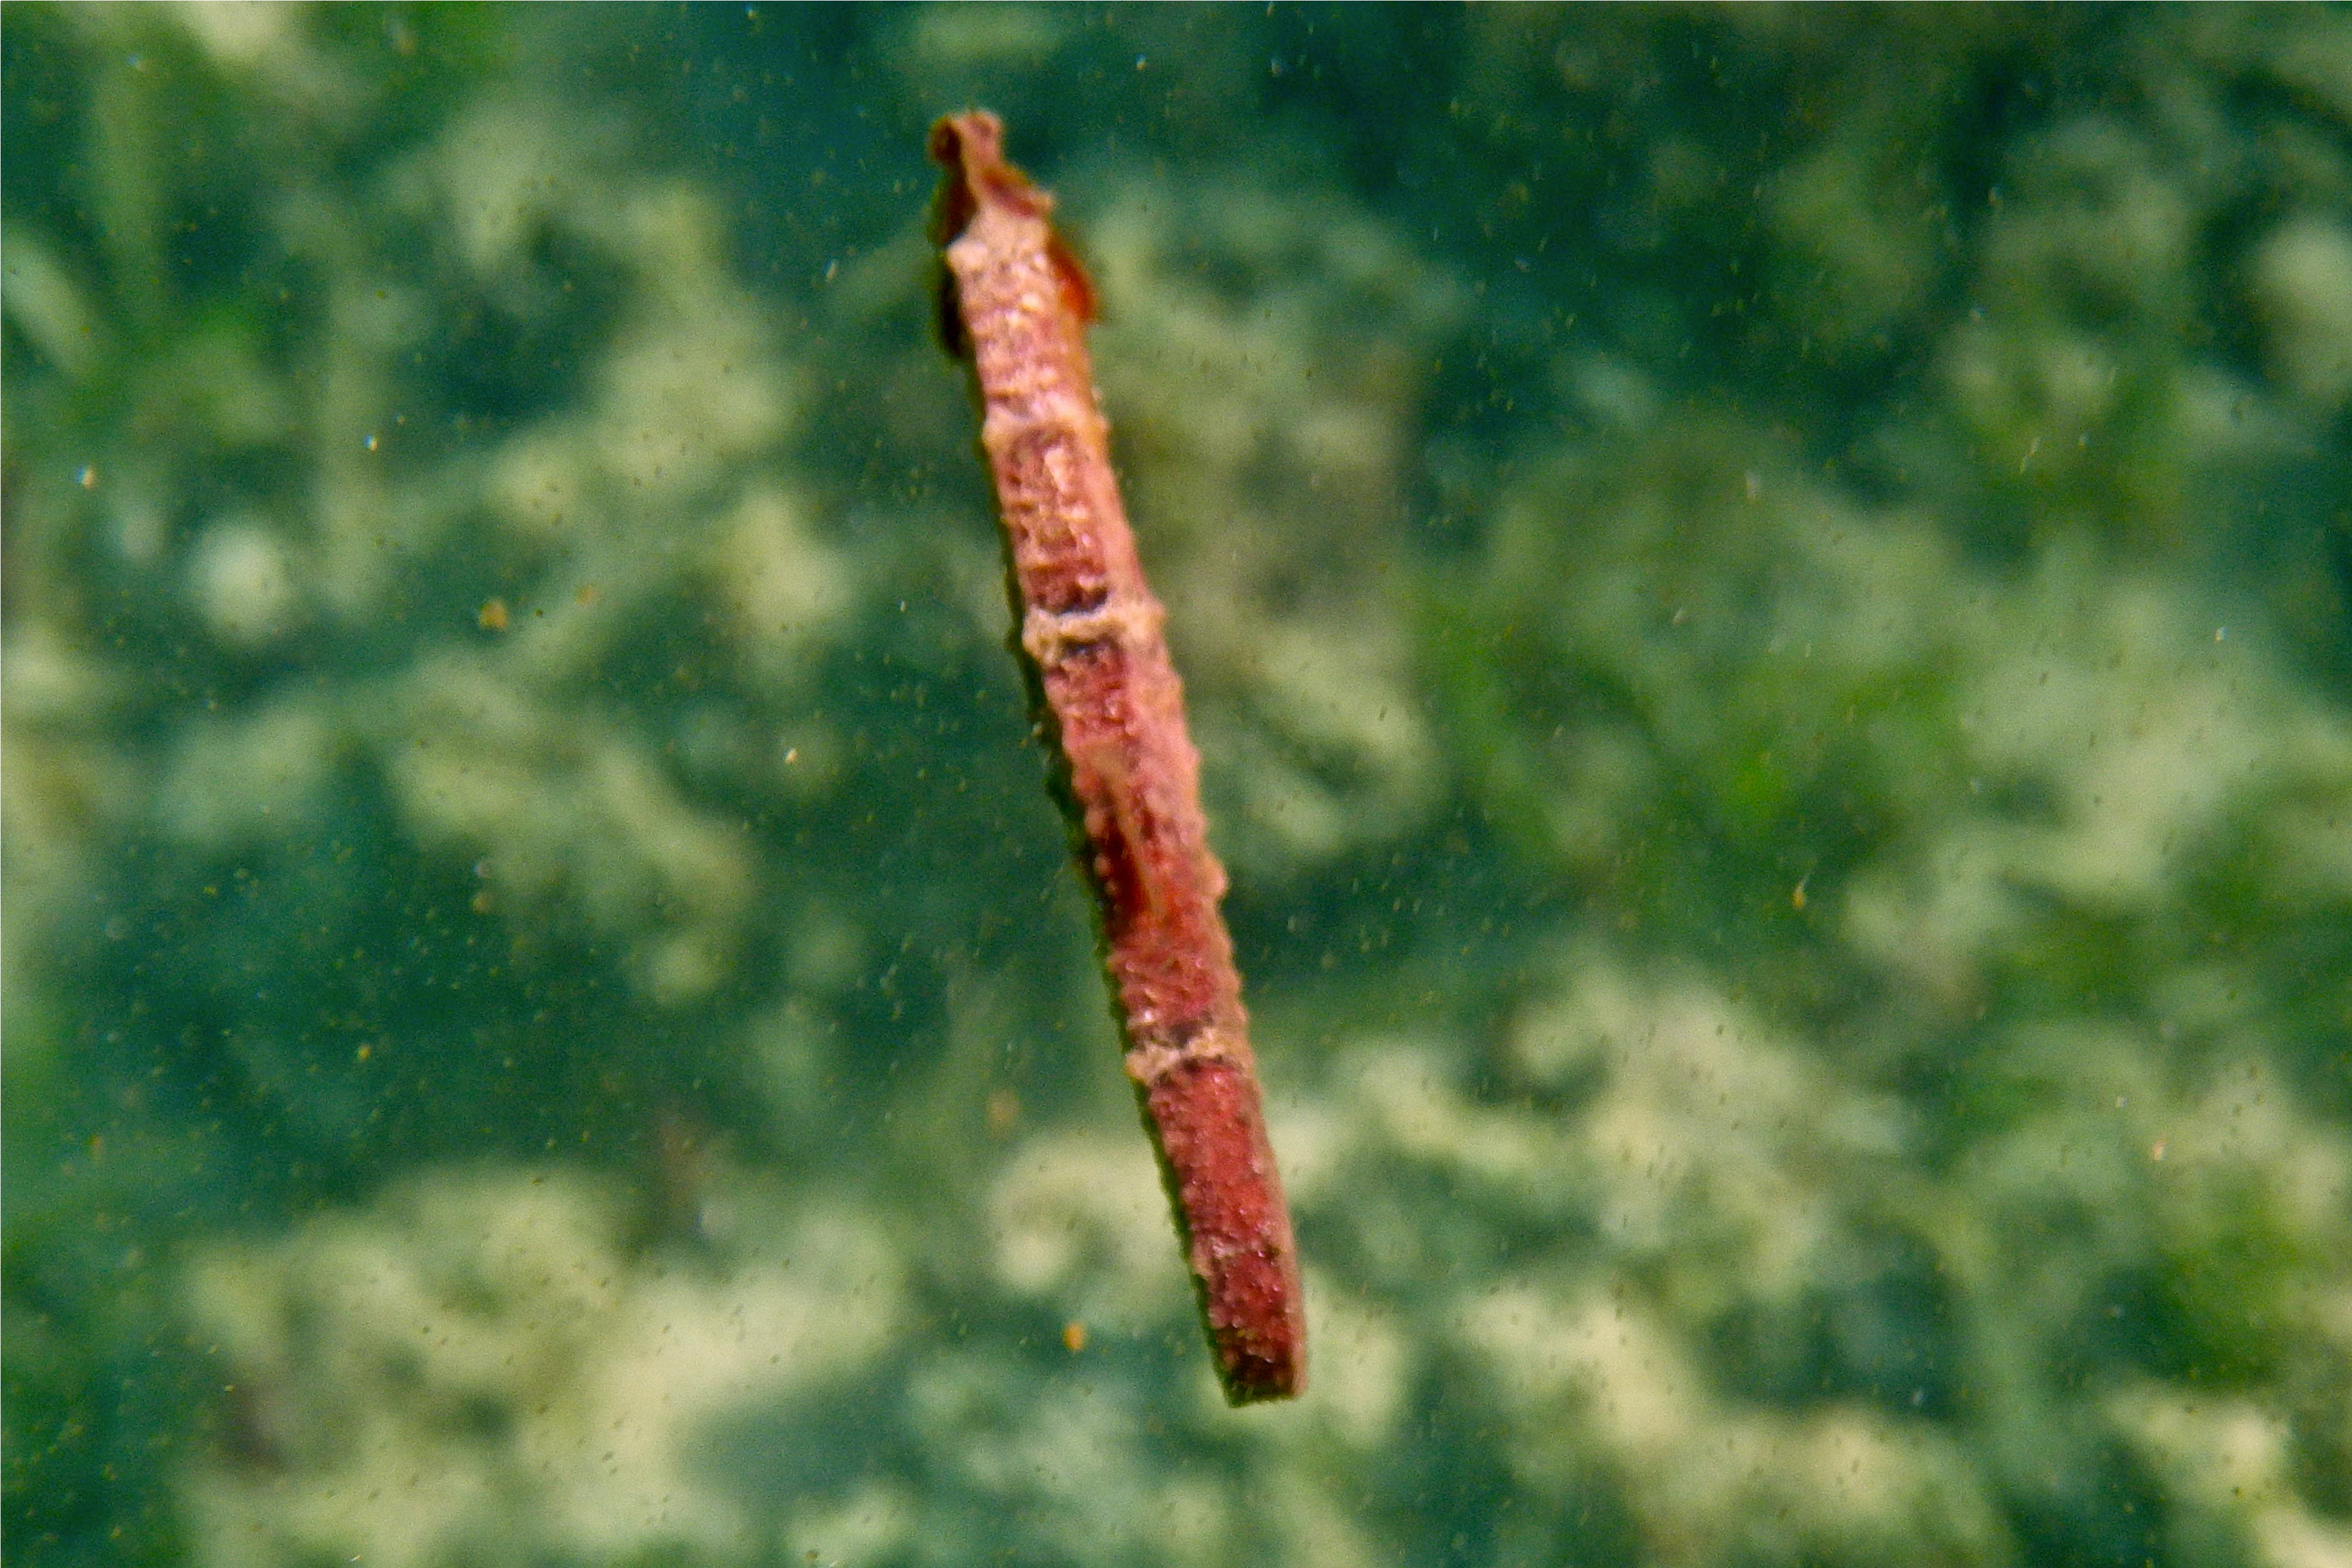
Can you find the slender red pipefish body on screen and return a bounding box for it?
[929,110,1306,1404]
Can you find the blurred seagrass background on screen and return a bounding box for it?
[7,5,2352,1566]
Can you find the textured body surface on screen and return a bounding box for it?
[930,111,1305,1403]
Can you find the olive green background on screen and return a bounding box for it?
[7,7,2351,1566]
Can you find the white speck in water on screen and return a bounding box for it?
[364,433,378,452]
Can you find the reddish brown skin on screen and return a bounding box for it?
[930,111,1305,1403]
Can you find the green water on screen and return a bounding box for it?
[7,7,2351,1565]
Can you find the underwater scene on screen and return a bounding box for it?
[7,5,2352,1565]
